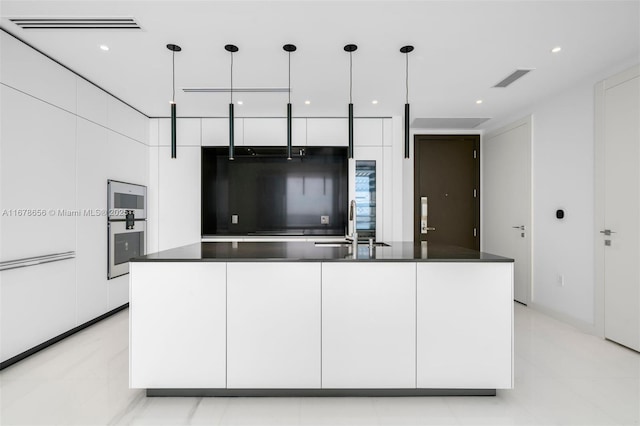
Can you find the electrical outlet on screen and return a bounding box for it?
[321,215,330,225]
[556,274,565,287]
[231,214,239,224]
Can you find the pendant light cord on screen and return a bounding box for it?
[172,50,176,102]
[405,51,409,104]
[349,51,353,103]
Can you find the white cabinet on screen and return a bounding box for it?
[202,118,243,146]
[227,263,321,388]
[0,85,76,261]
[321,263,416,388]
[158,146,201,250]
[159,118,201,146]
[76,119,109,323]
[107,97,147,144]
[307,118,348,146]
[383,118,393,147]
[0,31,76,114]
[130,262,227,388]
[354,118,382,146]
[382,146,393,242]
[416,263,513,389]
[243,118,307,146]
[77,78,108,127]
[1,259,76,362]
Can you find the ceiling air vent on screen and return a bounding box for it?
[493,69,533,88]
[9,17,141,30]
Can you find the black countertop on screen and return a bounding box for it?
[132,242,513,263]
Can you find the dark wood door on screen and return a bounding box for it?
[414,135,480,249]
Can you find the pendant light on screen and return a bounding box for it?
[225,44,239,160]
[283,44,297,160]
[166,43,181,159]
[400,45,414,159]
[344,44,357,159]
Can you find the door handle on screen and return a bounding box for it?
[600,229,616,236]
[512,225,525,231]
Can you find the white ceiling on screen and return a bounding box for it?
[1,1,638,128]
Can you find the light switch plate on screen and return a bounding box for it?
[232,214,239,224]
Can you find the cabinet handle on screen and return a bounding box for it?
[0,251,75,272]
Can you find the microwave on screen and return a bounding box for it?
[107,179,147,220]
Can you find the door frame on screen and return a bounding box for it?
[413,134,480,249]
[594,64,640,339]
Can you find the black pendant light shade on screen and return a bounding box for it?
[226,44,238,160]
[400,45,414,159]
[283,44,297,160]
[167,43,181,159]
[344,44,357,159]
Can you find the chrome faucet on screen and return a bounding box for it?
[346,199,358,247]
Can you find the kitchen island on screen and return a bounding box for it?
[129,242,514,396]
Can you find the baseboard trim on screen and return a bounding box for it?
[0,303,129,370]
[528,301,598,336]
[146,388,497,397]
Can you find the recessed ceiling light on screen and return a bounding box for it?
[551,46,562,53]
[372,100,378,105]
[476,99,483,104]
[304,100,311,105]
[237,101,243,105]
[99,44,109,51]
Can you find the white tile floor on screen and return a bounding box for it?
[1,303,639,425]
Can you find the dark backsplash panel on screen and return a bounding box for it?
[202,147,348,236]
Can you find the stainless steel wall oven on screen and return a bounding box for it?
[107,180,147,279]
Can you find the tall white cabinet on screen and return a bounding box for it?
[1,31,149,364]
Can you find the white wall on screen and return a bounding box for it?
[530,82,596,325]
[483,59,639,329]
[0,31,149,362]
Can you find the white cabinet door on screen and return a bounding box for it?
[416,262,513,389]
[76,119,109,323]
[307,118,348,146]
[130,262,227,388]
[107,96,147,144]
[1,259,76,363]
[159,118,201,146]
[77,78,108,127]
[202,118,243,146]
[0,85,76,261]
[382,118,393,147]
[0,31,76,114]
[243,118,306,146]
[321,263,416,388]
[354,118,382,146]
[158,147,201,250]
[227,263,321,388]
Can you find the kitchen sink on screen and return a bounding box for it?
[314,241,390,247]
